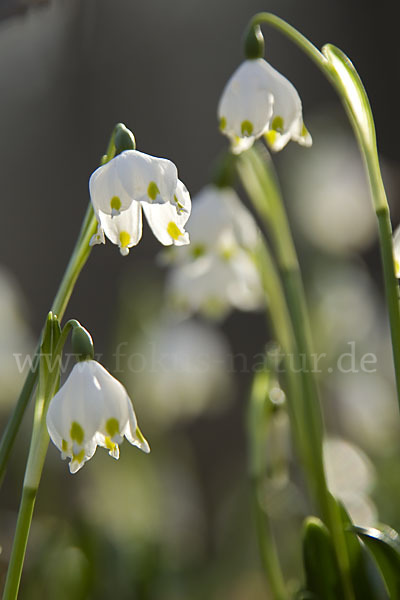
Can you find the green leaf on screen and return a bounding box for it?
[322,44,376,152]
[338,503,386,600]
[352,525,400,599]
[302,516,341,600]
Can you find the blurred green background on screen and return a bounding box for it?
[1,0,400,598]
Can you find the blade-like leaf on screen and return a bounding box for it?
[322,44,376,152]
[352,525,400,599]
[302,516,341,600]
[338,503,387,600]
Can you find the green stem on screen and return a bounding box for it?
[0,204,96,488]
[376,208,400,396]
[3,358,57,599]
[238,147,354,600]
[249,11,400,411]
[2,487,37,600]
[247,369,287,599]
[251,476,287,600]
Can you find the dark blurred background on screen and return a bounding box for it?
[1,1,400,598]
[0,0,399,339]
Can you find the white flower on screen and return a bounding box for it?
[218,58,311,154]
[89,150,191,255]
[165,185,264,319]
[393,224,400,278]
[46,360,150,473]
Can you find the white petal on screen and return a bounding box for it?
[218,59,274,151]
[118,149,178,205]
[68,439,98,474]
[87,361,150,455]
[46,361,103,450]
[89,224,106,247]
[89,153,135,216]
[179,185,259,257]
[218,187,259,249]
[231,135,257,155]
[259,60,309,152]
[173,179,192,215]
[167,257,231,319]
[98,201,143,255]
[142,181,191,246]
[226,250,264,311]
[123,400,151,453]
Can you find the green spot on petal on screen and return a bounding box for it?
[241,120,254,136]
[136,427,146,444]
[106,417,119,438]
[192,244,206,259]
[220,247,235,261]
[104,436,116,451]
[119,231,131,248]
[70,421,84,445]
[301,123,308,137]
[174,194,184,211]
[167,221,183,241]
[62,439,68,453]
[72,448,85,463]
[110,196,122,211]
[219,116,227,131]
[271,115,284,133]
[148,181,160,200]
[265,130,278,147]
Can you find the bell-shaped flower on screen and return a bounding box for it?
[89,149,178,217]
[393,224,400,278]
[89,151,191,255]
[218,58,311,154]
[46,360,150,473]
[165,185,264,319]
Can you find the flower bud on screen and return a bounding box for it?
[71,324,94,362]
[114,123,136,155]
[243,24,264,60]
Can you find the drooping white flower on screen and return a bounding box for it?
[89,150,191,255]
[46,360,149,473]
[89,150,178,216]
[393,224,400,278]
[165,185,264,319]
[218,58,311,154]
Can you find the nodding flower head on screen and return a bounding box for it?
[89,150,191,255]
[218,58,311,154]
[46,360,149,474]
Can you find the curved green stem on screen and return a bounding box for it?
[0,205,96,488]
[3,316,61,600]
[247,369,287,600]
[249,11,400,412]
[238,146,354,600]
[0,121,123,486]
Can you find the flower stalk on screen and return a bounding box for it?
[0,127,119,487]
[246,11,400,412]
[238,146,354,600]
[247,367,288,600]
[2,314,61,600]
